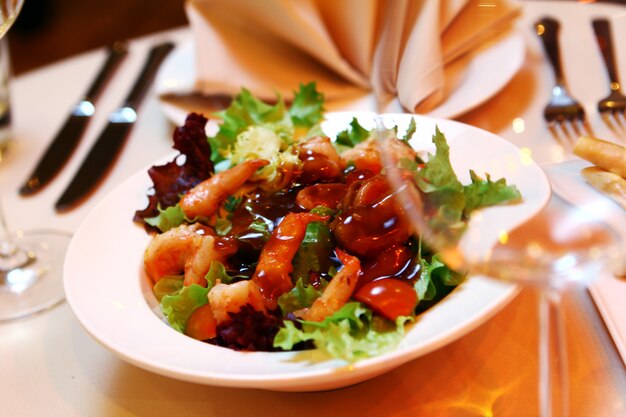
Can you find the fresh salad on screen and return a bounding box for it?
[134,83,521,361]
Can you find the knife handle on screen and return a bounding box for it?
[123,42,175,110]
[83,42,128,104]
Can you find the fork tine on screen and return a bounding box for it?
[570,119,584,138]
[598,112,624,141]
[611,111,625,129]
[612,113,626,140]
[556,120,577,145]
[548,121,571,149]
[580,118,594,138]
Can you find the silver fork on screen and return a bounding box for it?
[592,18,626,135]
[535,17,589,140]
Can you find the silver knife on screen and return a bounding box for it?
[55,42,175,212]
[19,42,128,196]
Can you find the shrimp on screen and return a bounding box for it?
[331,175,412,257]
[144,223,230,286]
[341,137,417,174]
[295,183,347,211]
[180,159,269,219]
[208,280,266,325]
[341,138,381,173]
[295,249,360,322]
[298,136,343,183]
[252,212,329,309]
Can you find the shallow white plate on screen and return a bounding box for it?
[64,113,550,391]
[154,29,525,125]
[545,160,625,238]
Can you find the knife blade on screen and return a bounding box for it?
[55,41,175,212]
[18,42,128,196]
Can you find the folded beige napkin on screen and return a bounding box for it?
[184,0,521,113]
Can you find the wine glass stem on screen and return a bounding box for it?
[0,198,34,273]
[539,287,569,417]
[0,196,15,254]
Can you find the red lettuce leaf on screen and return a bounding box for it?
[134,113,213,229]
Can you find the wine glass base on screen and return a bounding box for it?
[0,229,72,321]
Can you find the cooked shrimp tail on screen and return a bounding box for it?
[296,248,360,322]
[143,223,232,287]
[208,280,266,325]
[341,137,417,174]
[252,212,329,309]
[180,159,269,219]
[298,136,343,184]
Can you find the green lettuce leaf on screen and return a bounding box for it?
[273,302,412,361]
[413,127,522,240]
[210,88,289,163]
[401,118,417,143]
[152,276,184,302]
[144,204,188,232]
[415,253,464,302]
[288,82,325,127]
[291,209,335,284]
[417,126,463,192]
[233,218,271,247]
[205,260,248,289]
[208,83,324,189]
[210,83,325,164]
[335,117,371,150]
[414,258,438,302]
[160,283,209,332]
[463,170,522,214]
[214,217,233,236]
[247,218,271,239]
[277,278,324,315]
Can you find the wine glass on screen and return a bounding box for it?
[0,0,72,321]
[0,0,21,37]
[375,116,624,417]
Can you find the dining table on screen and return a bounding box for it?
[1,1,625,416]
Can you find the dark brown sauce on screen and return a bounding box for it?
[246,188,303,225]
[357,244,421,288]
[218,162,415,284]
[220,187,303,277]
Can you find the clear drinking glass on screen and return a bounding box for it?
[376,116,624,417]
[0,36,11,154]
[0,0,73,321]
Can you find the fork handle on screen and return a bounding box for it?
[592,19,620,87]
[535,17,566,86]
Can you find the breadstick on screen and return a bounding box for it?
[580,166,626,210]
[573,136,626,179]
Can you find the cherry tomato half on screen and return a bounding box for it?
[354,278,417,321]
[358,245,412,288]
[185,304,217,341]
